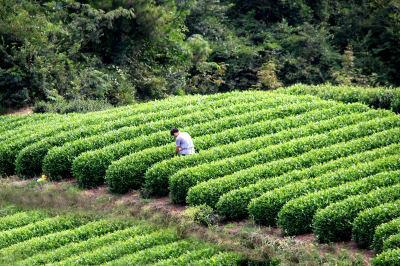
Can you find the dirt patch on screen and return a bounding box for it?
[4,107,33,115]
[144,196,186,216]
[2,176,30,187]
[82,186,108,199]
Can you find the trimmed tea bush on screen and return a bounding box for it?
[216,141,400,220]
[373,217,400,253]
[352,200,400,248]
[312,183,400,243]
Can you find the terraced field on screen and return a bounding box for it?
[2,87,400,264]
[0,206,243,265]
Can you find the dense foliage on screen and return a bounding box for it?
[1,0,400,112]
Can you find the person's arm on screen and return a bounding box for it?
[175,146,181,154]
[175,137,182,154]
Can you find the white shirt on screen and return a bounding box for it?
[175,132,195,155]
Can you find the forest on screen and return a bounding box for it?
[1,0,399,113]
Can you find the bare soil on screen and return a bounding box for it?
[3,107,33,115]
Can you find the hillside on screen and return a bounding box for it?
[1,88,400,264]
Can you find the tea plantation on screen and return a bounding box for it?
[1,85,400,265]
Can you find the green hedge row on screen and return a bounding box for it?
[250,155,400,227]
[106,240,203,266]
[15,93,244,178]
[143,103,368,197]
[0,97,140,144]
[2,93,234,177]
[0,214,88,249]
[0,107,140,176]
[372,248,400,266]
[312,182,400,243]
[20,225,156,265]
[278,170,400,236]
[106,101,346,194]
[42,92,258,180]
[373,217,400,253]
[352,199,400,248]
[383,234,400,251]
[277,83,400,113]
[153,247,219,266]
[57,229,178,265]
[76,97,296,188]
[73,96,308,189]
[0,113,71,143]
[16,121,130,178]
[0,113,58,135]
[0,219,130,262]
[1,92,230,143]
[0,210,48,231]
[179,112,396,205]
[186,113,400,208]
[216,140,400,220]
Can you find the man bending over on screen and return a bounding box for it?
[170,128,195,156]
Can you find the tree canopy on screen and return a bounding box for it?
[1,0,399,112]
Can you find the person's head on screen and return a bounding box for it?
[170,128,180,138]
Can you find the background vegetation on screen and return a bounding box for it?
[1,0,399,112]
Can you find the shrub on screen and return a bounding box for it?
[16,124,110,178]
[216,141,400,220]
[352,200,400,248]
[16,92,236,178]
[312,183,400,243]
[0,219,130,261]
[0,113,58,136]
[21,225,156,265]
[106,240,203,265]
[0,215,89,249]
[5,92,238,177]
[192,205,219,227]
[56,229,178,265]
[73,95,302,189]
[187,115,400,208]
[106,100,337,194]
[0,211,48,231]
[383,234,400,251]
[0,113,68,143]
[143,103,368,197]
[250,155,400,227]
[373,217,400,253]
[172,113,397,204]
[372,248,400,266]
[42,93,241,180]
[278,84,400,113]
[277,170,400,236]
[0,103,141,176]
